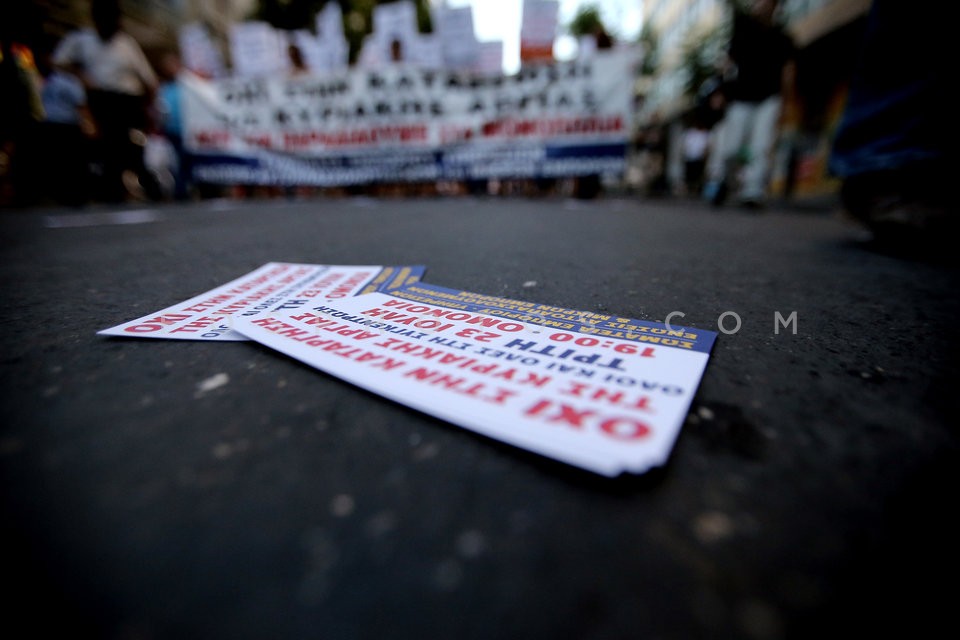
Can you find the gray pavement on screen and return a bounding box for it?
[1,193,958,639]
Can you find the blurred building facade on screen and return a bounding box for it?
[639,0,873,201]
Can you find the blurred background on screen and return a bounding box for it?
[2,0,871,207]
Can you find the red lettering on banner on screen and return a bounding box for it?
[480,116,623,139]
[283,126,428,150]
[242,134,272,148]
[194,130,230,147]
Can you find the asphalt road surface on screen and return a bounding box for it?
[2,193,957,639]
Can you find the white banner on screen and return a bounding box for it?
[183,48,639,186]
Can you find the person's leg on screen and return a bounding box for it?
[828,0,950,246]
[829,0,945,180]
[119,94,163,202]
[87,91,127,203]
[689,158,706,196]
[46,122,86,206]
[704,102,749,205]
[740,95,782,204]
[67,124,91,206]
[169,133,190,200]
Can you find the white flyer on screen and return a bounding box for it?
[97,263,426,341]
[233,283,716,476]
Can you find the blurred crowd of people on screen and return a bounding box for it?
[2,0,952,253]
[0,0,612,208]
[1,0,191,208]
[651,0,950,252]
[627,0,794,208]
[0,0,795,211]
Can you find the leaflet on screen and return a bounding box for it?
[97,262,426,341]
[390,281,716,353]
[233,284,717,476]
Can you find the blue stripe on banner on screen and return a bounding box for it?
[189,142,627,186]
[544,143,628,158]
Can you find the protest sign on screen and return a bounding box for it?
[404,34,444,71]
[520,0,559,64]
[367,0,420,63]
[305,3,350,74]
[316,2,347,45]
[179,22,226,80]
[98,263,426,341]
[435,5,480,71]
[233,283,716,476]
[474,41,504,77]
[229,21,288,78]
[372,0,419,43]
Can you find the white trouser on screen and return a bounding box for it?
[706,96,782,200]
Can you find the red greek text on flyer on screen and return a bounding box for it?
[246,311,660,443]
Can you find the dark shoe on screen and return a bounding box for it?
[709,180,728,207]
[868,200,951,247]
[840,168,953,253]
[739,198,764,211]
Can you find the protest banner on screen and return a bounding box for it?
[98,263,426,341]
[182,48,638,187]
[233,284,716,476]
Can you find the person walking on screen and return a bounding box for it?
[38,42,93,207]
[703,0,795,209]
[53,0,161,203]
[828,0,951,252]
[155,50,193,201]
[681,119,711,197]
